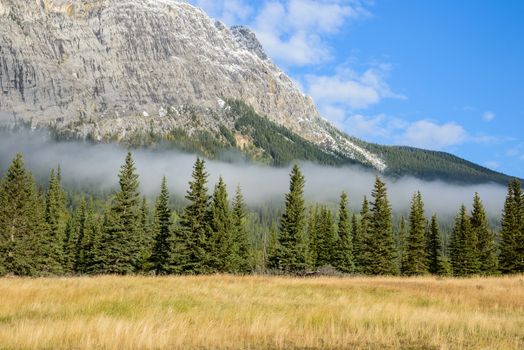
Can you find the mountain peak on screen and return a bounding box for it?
[230,25,268,61]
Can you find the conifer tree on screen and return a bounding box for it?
[351,212,361,272]
[175,158,212,274]
[307,206,319,269]
[44,169,68,274]
[499,180,524,273]
[150,177,176,275]
[396,216,407,273]
[97,152,142,274]
[135,197,153,272]
[335,192,354,273]
[361,177,397,275]
[270,165,308,273]
[470,193,498,275]
[208,177,233,272]
[426,214,449,275]
[450,205,480,276]
[0,154,48,276]
[355,197,371,272]
[229,186,252,273]
[402,192,428,275]
[315,206,336,268]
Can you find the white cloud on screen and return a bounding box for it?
[193,0,253,24]
[482,111,495,122]
[484,161,501,170]
[191,0,369,66]
[306,65,406,113]
[397,120,468,149]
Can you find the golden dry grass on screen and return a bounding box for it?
[0,275,523,349]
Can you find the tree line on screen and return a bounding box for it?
[0,152,523,277]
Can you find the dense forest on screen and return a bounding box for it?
[0,151,523,277]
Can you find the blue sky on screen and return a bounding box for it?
[189,0,524,177]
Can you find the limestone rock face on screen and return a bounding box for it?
[0,0,386,170]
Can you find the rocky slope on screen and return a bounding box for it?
[0,0,385,170]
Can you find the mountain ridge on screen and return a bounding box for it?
[0,0,517,184]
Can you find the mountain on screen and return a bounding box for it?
[0,0,517,185]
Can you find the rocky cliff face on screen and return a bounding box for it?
[0,0,386,170]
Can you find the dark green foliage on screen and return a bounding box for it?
[313,206,336,268]
[307,206,319,268]
[96,152,142,274]
[229,186,252,273]
[0,154,49,276]
[150,178,176,275]
[499,180,524,273]
[402,192,428,275]
[335,192,354,273]
[136,197,153,272]
[361,177,398,275]
[363,143,516,185]
[228,100,350,166]
[427,214,449,275]
[396,216,407,273]
[175,158,213,274]
[44,169,68,274]
[450,205,480,276]
[470,193,498,275]
[270,165,308,273]
[208,177,233,272]
[354,197,371,273]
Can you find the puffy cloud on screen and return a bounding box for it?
[482,111,496,122]
[397,120,468,149]
[193,0,253,24]
[306,65,406,112]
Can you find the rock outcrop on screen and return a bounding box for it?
[0,0,386,170]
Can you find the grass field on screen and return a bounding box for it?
[0,275,523,349]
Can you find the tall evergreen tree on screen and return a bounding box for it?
[354,197,371,273]
[97,152,142,274]
[307,206,319,268]
[396,216,407,273]
[150,177,176,275]
[335,192,354,273]
[44,169,68,274]
[361,177,397,275]
[175,158,212,274]
[498,180,522,273]
[63,200,85,273]
[270,165,308,273]
[426,214,449,275]
[470,193,498,275]
[450,205,480,276]
[314,206,336,268]
[0,154,48,276]
[402,192,428,275]
[208,177,233,272]
[229,186,252,273]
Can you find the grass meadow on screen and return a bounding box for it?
[0,275,523,349]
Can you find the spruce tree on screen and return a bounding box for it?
[396,216,407,273]
[470,193,498,275]
[307,206,319,269]
[97,152,142,274]
[229,186,252,273]
[270,165,308,274]
[335,192,354,273]
[498,180,522,273]
[136,197,153,272]
[355,197,370,273]
[402,192,428,275]
[0,154,48,276]
[175,158,212,274]
[150,177,176,275]
[208,177,233,272]
[450,205,480,276]
[362,177,397,275]
[315,206,336,268]
[426,214,449,275]
[44,169,68,274]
